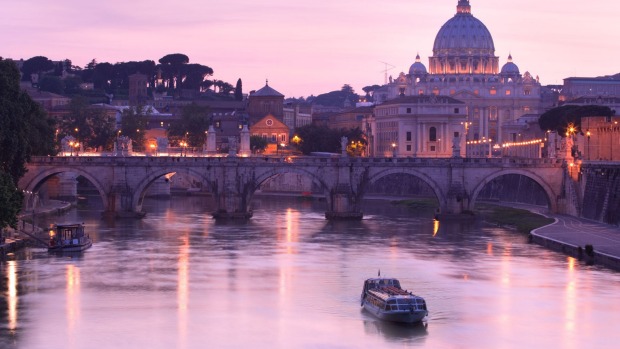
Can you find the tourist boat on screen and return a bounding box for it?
[48,223,92,252]
[361,276,428,323]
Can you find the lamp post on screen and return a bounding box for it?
[74,128,79,156]
[391,142,397,158]
[586,130,591,161]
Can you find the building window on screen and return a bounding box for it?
[490,88,497,95]
[505,89,511,95]
[271,134,277,142]
[524,89,531,95]
[418,89,424,95]
[430,145,436,151]
[429,127,437,141]
[454,131,460,138]
[454,108,459,114]
[406,132,412,141]
[450,89,455,95]
[432,88,439,95]
[280,134,286,142]
[474,90,479,95]
[406,145,411,151]
[406,108,411,114]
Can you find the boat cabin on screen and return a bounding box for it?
[362,278,401,294]
[49,223,85,247]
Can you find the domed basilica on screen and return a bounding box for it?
[375,0,542,147]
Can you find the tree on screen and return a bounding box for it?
[59,97,115,151]
[20,56,54,83]
[120,105,150,150]
[0,171,22,229]
[158,53,190,91]
[250,135,267,153]
[38,75,65,94]
[0,59,55,228]
[539,105,614,136]
[167,103,210,146]
[293,124,341,154]
[234,78,243,101]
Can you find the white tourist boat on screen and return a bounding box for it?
[48,223,92,252]
[361,276,428,324]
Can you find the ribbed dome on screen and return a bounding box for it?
[409,54,427,75]
[432,1,495,56]
[500,54,520,74]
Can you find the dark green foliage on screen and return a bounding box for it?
[235,78,243,101]
[312,84,360,107]
[475,203,555,234]
[0,59,55,182]
[250,135,267,153]
[59,97,116,151]
[0,171,23,229]
[538,105,614,136]
[167,103,210,146]
[120,105,150,150]
[20,56,54,82]
[0,59,55,228]
[38,75,65,94]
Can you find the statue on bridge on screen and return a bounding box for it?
[114,136,133,156]
[341,136,348,156]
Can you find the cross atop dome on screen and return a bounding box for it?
[457,0,471,14]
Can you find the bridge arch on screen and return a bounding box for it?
[20,167,108,209]
[132,167,214,214]
[253,167,330,195]
[469,169,558,212]
[365,168,447,210]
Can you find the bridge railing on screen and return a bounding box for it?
[28,155,565,167]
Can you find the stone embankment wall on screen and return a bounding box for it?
[580,164,620,225]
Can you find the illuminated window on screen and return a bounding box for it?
[418,89,424,95]
[474,90,479,95]
[450,89,455,95]
[505,90,511,95]
[490,88,497,95]
[432,88,439,95]
[160,121,164,127]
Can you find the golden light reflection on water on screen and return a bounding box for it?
[432,219,439,236]
[177,234,190,349]
[565,257,577,333]
[7,261,17,332]
[66,264,81,344]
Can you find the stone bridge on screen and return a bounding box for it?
[20,156,569,220]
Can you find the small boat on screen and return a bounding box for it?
[361,276,428,323]
[48,223,92,252]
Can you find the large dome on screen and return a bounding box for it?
[432,1,495,56]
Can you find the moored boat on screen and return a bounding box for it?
[48,223,92,252]
[361,276,428,323]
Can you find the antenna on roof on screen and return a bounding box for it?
[380,61,395,85]
[378,269,381,277]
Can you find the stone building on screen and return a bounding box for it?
[374,0,544,146]
[247,81,284,124]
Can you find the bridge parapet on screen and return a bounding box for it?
[23,156,568,220]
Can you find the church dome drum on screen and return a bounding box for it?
[428,1,499,75]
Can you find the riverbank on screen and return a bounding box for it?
[1,200,73,258]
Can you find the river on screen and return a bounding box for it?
[1,196,619,348]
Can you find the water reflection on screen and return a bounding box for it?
[362,316,428,344]
[2,196,620,348]
[7,261,17,333]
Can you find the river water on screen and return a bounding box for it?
[1,196,619,349]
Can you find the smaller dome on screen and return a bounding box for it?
[500,54,520,75]
[408,54,427,75]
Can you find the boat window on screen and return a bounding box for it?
[387,300,396,305]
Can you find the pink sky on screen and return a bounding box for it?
[2,0,619,98]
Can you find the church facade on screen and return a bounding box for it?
[374,0,544,149]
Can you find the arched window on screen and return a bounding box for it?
[429,127,437,141]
